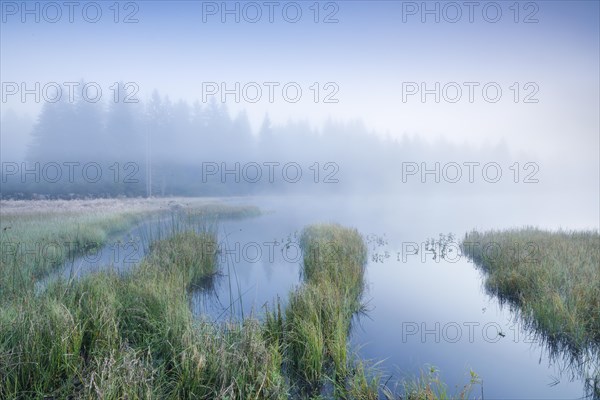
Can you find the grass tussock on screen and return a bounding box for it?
[145,230,218,289]
[264,223,379,397]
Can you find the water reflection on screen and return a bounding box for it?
[462,245,599,399]
[488,296,599,398]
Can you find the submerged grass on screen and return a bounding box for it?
[383,366,482,400]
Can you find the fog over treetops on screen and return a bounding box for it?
[0,1,598,202]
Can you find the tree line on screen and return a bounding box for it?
[1,82,521,198]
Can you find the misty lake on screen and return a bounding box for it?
[50,194,599,399]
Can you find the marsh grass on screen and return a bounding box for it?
[344,359,382,400]
[462,228,600,350]
[0,201,260,302]
[145,230,218,289]
[0,230,287,399]
[185,203,262,220]
[264,223,379,398]
[0,211,142,300]
[1,206,482,399]
[0,201,287,399]
[463,228,600,397]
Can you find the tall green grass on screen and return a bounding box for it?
[263,223,379,398]
[145,230,218,289]
[0,228,287,399]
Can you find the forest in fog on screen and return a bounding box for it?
[0,82,577,199]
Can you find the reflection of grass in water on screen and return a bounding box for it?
[1,211,482,399]
[463,227,600,397]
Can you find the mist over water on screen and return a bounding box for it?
[1,1,599,398]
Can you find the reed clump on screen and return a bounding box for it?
[265,223,378,397]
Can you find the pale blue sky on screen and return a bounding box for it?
[1,1,599,163]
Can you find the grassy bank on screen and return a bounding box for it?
[462,228,600,397]
[462,228,600,351]
[0,199,260,302]
[0,210,142,301]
